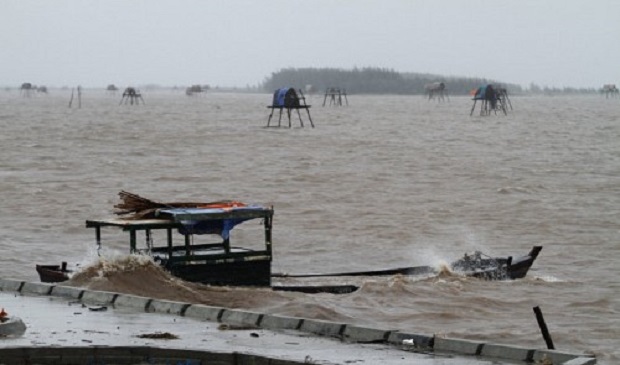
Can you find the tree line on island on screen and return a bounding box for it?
[260,67,520,95]
[260,67,600,96]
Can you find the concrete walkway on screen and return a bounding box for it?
[0,280,596,365]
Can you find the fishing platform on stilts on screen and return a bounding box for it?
[266,88,314,128]
[120,87,145,105]
[322,87,348,106]
[470,84,512,116]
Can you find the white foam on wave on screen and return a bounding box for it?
[532,275,564,283]
[72,243,155,279]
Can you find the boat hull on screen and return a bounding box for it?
[35,264,71,283]
[166,259,272,287]
[37,246,542,291]
[450,246,542,280]
[36,259,272,287]
[275,246,543,281]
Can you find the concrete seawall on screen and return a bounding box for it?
[0,279,596,365]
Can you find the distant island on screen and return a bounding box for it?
[260,67,599,96]
[260,67,519,95]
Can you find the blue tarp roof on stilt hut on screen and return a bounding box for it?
[272,88,301,107]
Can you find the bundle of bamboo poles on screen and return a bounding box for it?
[114,191,246,219]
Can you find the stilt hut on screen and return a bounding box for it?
[120,87,145,105]
[602,84,619,98]
[20,83,34,97]
[322,87,348,106]
[185,84,206,96]
[470,84,512,116]
[266,88,314,128]
[106,84,118,95]
[424,82,448,102]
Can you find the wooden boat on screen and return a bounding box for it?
[85,204,276,287]
[35,193,541,293]
[35,262,72,283]
[273,246,542,281]
[36,204,359,294]
[450,245,542,280]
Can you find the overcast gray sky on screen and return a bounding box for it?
[2,0,619,89]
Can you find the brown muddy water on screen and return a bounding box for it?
[0,90,618,363]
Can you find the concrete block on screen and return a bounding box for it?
[562,357,597,365]
[220,309,262,327]
[65,356,142,365]
[20,282,54,295]
[236,353,272,365]
[481,342,533,362]
[51,285,84,299]
[148,347,234,364]
[387,331,434,349]
[262,358,307,365]
[0,348,28,364]
[533,349,592,364]
[184,304,225,322]
[57,346,145,364]
[0,317,26,336]
[259,314,302,330]
[25,355,64,363]
[0,347,27,360]
[342,325,390,343]
[147,299,190,315]
[80,290,118,305]
[434,337,484,356]
[299,318,345,337]
[0,279,24,292]
[21,346,64,360]
[114,294,151,311]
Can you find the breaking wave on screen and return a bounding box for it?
[66,254,295,310]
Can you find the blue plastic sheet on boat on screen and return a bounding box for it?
[177,218,251,239]
[158,205,268,239]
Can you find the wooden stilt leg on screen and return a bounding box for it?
[296,109,304,127]
[470,100,477,116]
[287,108,292,128]
[306,108,314,128]
[505,94,513,110]
[267,108,274,127]
[278,108,283,127]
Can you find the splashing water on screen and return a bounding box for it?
[69,253,164,284]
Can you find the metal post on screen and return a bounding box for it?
[129,230,136,253]
[265,212,273,256]
[184,234,191,256]
[146,229,152,252]
[167,228,173,258]
[533,306,555,350]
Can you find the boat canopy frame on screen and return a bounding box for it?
[85,206,274,266]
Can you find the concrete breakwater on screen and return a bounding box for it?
[0,279,596,365]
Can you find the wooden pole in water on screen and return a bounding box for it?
[68,88,74,108]
[533,306,555,350]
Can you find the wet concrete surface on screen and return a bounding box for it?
[0,292,523,364]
